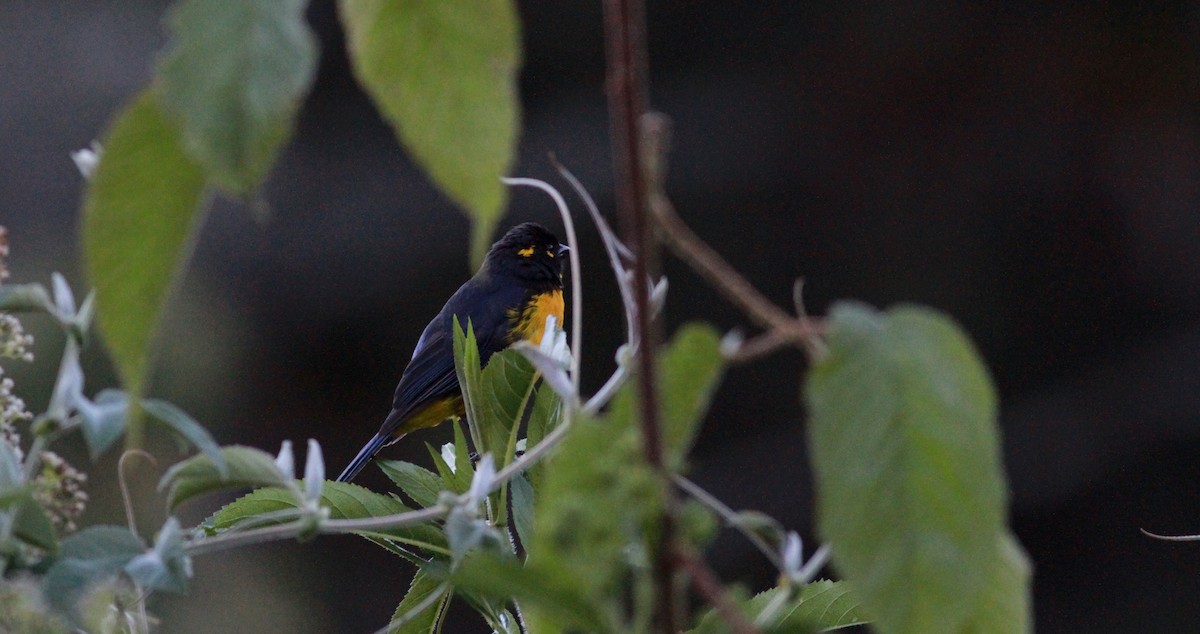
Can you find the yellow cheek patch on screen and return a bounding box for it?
[510,290,565,344]
[518,246,535,257]
[546,249,555,258]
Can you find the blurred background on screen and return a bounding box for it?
[3,1,1200,631]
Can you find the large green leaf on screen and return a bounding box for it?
[521,410,660,630]
[962,533,1032,634]
[804,302,1013,634]
[203,481,446,551]
[659,323,724,468]
[690,580,867,634]
[82,90,207,402]
[157,0,317,194]
[338,0,521,265]
[159,445,288,511]
[387,570,450,633]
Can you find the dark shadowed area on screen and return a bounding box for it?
[3,1,1200,631]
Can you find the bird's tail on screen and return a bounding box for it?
[336,433,390,482]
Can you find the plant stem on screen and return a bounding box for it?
[601,0,679,630]
[675,547,760,634]
[673,475,784,570]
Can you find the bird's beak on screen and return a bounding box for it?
[557,244,570,257]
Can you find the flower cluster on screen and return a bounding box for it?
[33,451,88,534]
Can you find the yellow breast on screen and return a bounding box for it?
[510,290,565,344]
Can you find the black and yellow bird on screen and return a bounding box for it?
[336,223,569,482]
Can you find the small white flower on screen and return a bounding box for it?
[538,315,572,368]
[275,440,295,480]
[71,142,102,180]
[303,439,325,503]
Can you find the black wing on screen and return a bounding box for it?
[381,276,523,435]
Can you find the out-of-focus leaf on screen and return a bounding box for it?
[379,460,445,509]
[0,283,54,314]
[522,407,660,630]
[962,533,1033,634]
[124,517,191,594]
[77,389,129,460]
[81,90,207,400]
[43,526,146,616]
[12,496,58,555]
[158,445,288,510]
[387,569,450,633]
[157,0,317,194]
[451,554,604,631]
[338,0,521,265]
[142,398,225,476]
[659,323,724,468]
[805,302,1013,634]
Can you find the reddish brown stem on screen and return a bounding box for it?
[676,548,761,634]
[602,0,678,630]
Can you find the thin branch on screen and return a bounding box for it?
[675,547,760,634]
[501,177,584,394]
[602,0,679,630]
[118,449,156,536]
[639,117,824,360]
[1141,528,1200,541]
[673,475,783,570]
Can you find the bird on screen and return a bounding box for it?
[336,223,569,483]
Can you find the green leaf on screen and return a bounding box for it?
[12,496,58,555]
[82,90,207,401]
[451,554,604,631]
[379,460,445,508]
[962,533,1032,634]
[157,0,317,194]
[660,323,724,468]
[338,0,521,265]
[526,380,561,449]
[690,580,866,634]
[387,570,450,633]
[805,302,1010,634]
[78,389,129,460]
[452,317,485,454]
[510,472,535,548]
[451,418,475,494]
[158,445,289,510]
[124,517,191,594]
[203,481,446,551]
[425,442,465,495]
[142,398,226,475]
[477,349,538,468]
[522,408,660,630]
[44,526,146,616]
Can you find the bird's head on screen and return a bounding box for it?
[485,223,569,283]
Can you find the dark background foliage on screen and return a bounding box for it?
[3,1,1199,631]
